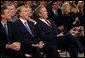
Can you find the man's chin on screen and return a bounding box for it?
[8,16,11,19]
[46,15,48,18]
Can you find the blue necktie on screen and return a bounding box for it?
[24,22,34,37]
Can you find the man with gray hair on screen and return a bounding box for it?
[14,6,44,57]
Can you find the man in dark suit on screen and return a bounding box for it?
[35,6,60,57]
[14,6,44,57]
[35,6,80,57]
[1,6,22,57]
[47,1,64,26]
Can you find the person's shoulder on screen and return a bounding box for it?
[7,21,16,29]
[14,19,20,24]
[8,21,15,25]
[36,19,43,24]
[48,19,55,23]
[8,21,13,23]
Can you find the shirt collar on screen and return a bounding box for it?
[1,20,7,27]
[19,17,27,24]
[39,18,46,23]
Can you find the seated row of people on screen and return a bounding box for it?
[1,5,84,57]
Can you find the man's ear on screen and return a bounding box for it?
[1,14,4,18]
[39,13,41,17]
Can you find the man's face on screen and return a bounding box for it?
[7,5,16,16]
[40,7,48,19]
[1,9,11,20]
[52,2,59,9]
[40,1,47,6]
[28,7,32,17]
[26,1,32,7]
[19,7,29,20]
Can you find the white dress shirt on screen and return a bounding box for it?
[39,18,50,25]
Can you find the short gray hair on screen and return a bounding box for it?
[34,5,45,17]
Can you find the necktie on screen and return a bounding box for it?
[4,24,8,35]
[45,20,52,27]
[53,10,58,16]
[24,22,34,37]
[55,10,58,16]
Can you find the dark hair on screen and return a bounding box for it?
[1,6,7,15]
[51,1,58,6]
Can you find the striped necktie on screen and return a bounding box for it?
[24,22,34,37]
[45,20,52,27]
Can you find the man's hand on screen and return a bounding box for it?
[32,41,44,48]
[57,33,64,37]
[6,42,21,51]
[73,17,79,25]
[38,41,44,48]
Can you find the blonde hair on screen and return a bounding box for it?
[62,2,71,14]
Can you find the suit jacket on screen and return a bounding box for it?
[14,19,41,53]
[1,21,19,56]
[47,7,64,26]
[35,19,58,45]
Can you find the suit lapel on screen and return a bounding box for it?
[17,19,33,36]
[27,21,35,35]
[18,19,29,33]
[38,20,52,33]
[1,22,10,42]
[39,19,52,29]
[1,23,6,33]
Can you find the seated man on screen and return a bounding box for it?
[35,6,60,57]
[35,6,82,57]
[1,6,22,57]
[14,6,44,57]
